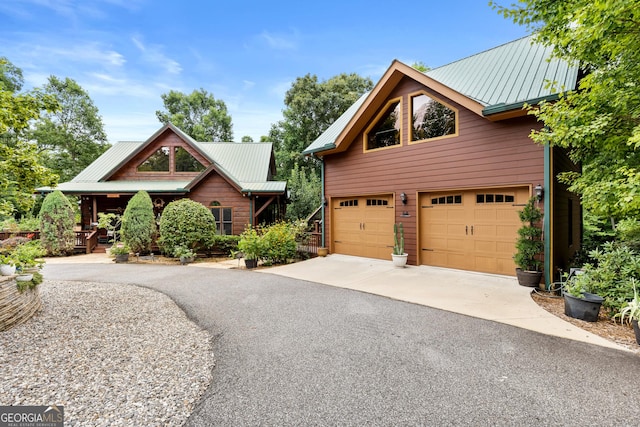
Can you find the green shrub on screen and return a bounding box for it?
[213,234,240,256]
[158,199,216,256]
[261,221,301,265]
[39,190,75,256]
[120,191,156,254]
[514,197,544,272]
[565,242,640,314]
[237,225,263,260]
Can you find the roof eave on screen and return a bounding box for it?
[482,93,562,120]
[301,143,337,156]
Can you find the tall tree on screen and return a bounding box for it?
[0,58,58,219]
[30,76,109,182]
[268,72,373,220]
[269,73,374,178]
[492,0,640,223]
[156,88,233,141]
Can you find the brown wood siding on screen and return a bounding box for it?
[188,174,250,235]
[324,77,545,265]
[110,130,210,181]
[552,146,581,275]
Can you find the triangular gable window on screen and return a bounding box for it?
[364,98,402,151]
[138,146,170,172]
[410,92,457,143]
[175,147,205,172]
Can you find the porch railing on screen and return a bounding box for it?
[1,230,98,254]
[297,232,321,258]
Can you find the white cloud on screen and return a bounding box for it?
[259,31,298,50]
[131,35,182,75]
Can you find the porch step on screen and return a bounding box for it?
[93,244,108,253]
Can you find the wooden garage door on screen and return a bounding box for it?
[419,187,530,275]
[332,195,394,260]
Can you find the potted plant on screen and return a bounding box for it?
[238,226,262,269]
[615,279,640,345]
[514,197,544,287]
[110,243,130,263]
[0,253,16,276]
[563,270,605,322]
[174,246,196,265]
[391,223,408,268]
[12,240,46,281]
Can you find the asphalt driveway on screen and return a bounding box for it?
[43,262,640,426]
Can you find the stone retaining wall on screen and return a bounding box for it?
[0,276,41,331]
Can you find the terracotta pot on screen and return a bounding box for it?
[317,247,329,257]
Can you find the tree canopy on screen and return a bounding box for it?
[268,72,373,220]
[492,0,640,222]
[0,58,59,219]
[30,76,110,182]
[156,88,233,141]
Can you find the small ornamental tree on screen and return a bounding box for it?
[158,199,216,256]
[120,191,156,254]
[514,197,544,272]
[39,190,75,256]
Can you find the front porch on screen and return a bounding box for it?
[0,231,99,255]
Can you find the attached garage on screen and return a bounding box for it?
[332,194,395,260]
[419,187,530,275]
[304,38,583,286]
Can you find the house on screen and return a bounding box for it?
[303,36,581,285]
[41,123,287,240]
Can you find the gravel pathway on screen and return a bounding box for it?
[0,280,214,426]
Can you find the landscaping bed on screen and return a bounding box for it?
[531,290,640,354]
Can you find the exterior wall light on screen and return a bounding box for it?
[400,192,408,205]
[534,184,544,201]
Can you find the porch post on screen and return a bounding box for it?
[543,144,552,287]
[320,157,325,248]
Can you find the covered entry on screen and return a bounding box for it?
[419,187,530,275]
[332,194,395,260]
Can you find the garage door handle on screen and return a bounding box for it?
[465,225,468,235]
[471,225,474,235]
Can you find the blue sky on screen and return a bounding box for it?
[0,0,529,143]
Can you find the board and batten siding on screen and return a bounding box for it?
[324,77,545,265]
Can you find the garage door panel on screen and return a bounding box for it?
[332,195,394,261]
[420,187,528,276]
[446,238,466,252]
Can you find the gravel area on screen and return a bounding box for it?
[0,280,214,426]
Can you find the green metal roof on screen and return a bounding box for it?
[302,92,369,155]
[426,35,579,113]
[43,124,286,195]
[303,35,579,155]
[39,181,191,194]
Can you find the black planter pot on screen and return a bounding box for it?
[114,254,129,263]
[244,258,258,269]
[516,268,543,287]
[563,292,604,322]
[633,320,640,346]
